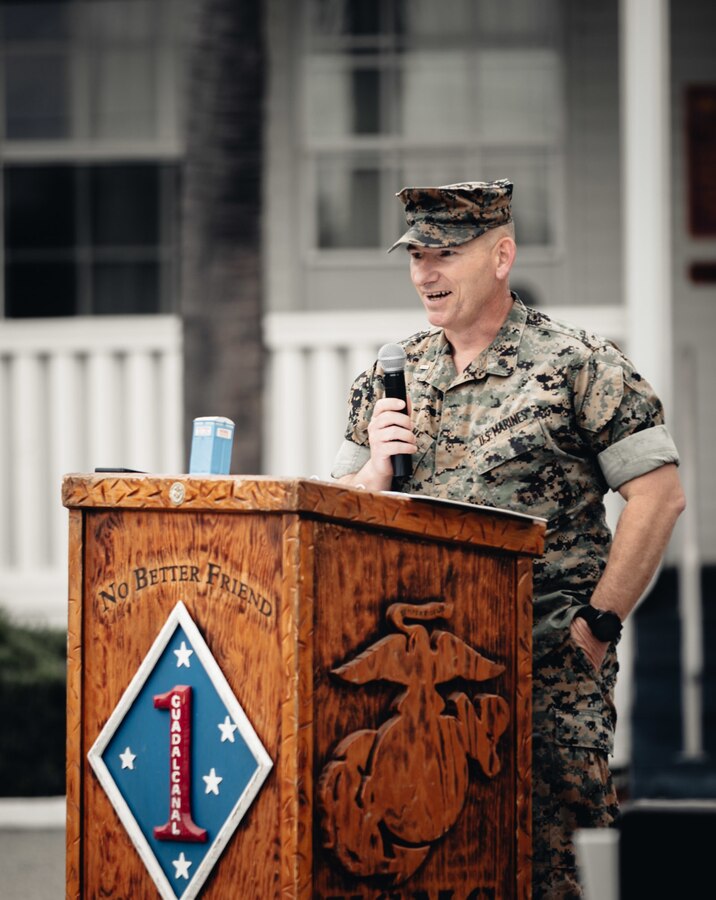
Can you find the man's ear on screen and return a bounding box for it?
[494,237,516,280]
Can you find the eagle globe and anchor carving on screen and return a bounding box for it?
[318,600,510,885]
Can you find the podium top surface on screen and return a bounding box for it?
[62,474,545,557]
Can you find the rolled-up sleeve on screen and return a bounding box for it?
[331,365,380,479]
[597,424,680,490]
[331,439,371,479]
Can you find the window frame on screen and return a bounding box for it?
[0,0,185,318]
[298,0,567,269]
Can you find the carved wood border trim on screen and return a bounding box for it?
[516,556,534,899]
[279,515,315,898]
[66,509,84,899]
[62,475,545,557]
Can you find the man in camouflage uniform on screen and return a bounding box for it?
[331,181,686,898]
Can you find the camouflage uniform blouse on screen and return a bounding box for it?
[332,296,679,661]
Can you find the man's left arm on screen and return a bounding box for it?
[571,462,686,668]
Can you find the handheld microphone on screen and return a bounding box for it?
[377,343,412,479]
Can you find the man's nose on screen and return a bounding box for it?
[413,258,439,285]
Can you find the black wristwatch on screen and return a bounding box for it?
[573,605,622,642]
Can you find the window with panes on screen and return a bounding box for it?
[302,0,564,257]
[0,0,185,317]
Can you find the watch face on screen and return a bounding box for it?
[577,606,621,642]
[592,611,621,642]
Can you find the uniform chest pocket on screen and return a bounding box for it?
[473,421,574,522]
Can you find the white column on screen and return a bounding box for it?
[617,0,672,768]
[620,0,672,408]
[678,347,704,760]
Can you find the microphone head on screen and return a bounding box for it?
[378,342,406,374]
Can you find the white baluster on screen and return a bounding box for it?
[160,348,184,474]
[268,348,306,477]
[48,353,83,569]
[12,353,47,568]
[126,350,157,472]
[86,351,121,470]
[308,347,345,480]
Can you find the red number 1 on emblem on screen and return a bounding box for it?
[153,685,208,842]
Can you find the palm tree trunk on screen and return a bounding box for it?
[181,0,266,474]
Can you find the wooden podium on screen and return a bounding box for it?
[63,475,544,900]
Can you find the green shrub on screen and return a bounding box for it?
[0,609,66,796]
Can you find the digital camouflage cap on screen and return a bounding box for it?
[388,179,513,253]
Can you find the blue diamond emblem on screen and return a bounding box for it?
[88,601,273,900]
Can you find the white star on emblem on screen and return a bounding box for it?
[218,715,238,743]
[203,767,223,795]
[172,851,192,880]
[173,640,193,668]
[119,747,136,770]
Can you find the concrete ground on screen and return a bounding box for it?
[0,799,65,900]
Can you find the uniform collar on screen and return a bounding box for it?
[412,331,456,393]
[418,293,527,390]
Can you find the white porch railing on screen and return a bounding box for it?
[0,316,183,627]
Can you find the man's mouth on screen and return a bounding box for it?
[425,290,451,300]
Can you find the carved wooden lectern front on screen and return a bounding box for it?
[63,475,544,899]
